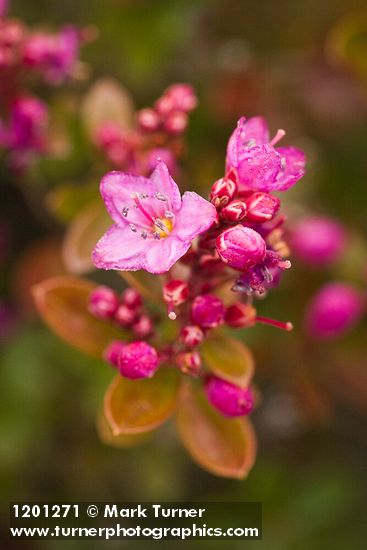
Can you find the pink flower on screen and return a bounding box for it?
[92,161,216,274]
[305,282,363,339]
[291,216,346,266]
[205,376,254,417]
[7,96,48,152]
[226,116,306,192]
[22,26,81,84]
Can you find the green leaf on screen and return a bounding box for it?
[176,384,257,479]
[62,201,111,274]
[104,368,180,435]
[46,181,98,224]
[32,276,125,358]
[201,332,254,388]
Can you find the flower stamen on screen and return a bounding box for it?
[270,129,285,146]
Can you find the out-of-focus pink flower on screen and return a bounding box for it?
[191,294,225,328]
[305,282,363,339]
[92,161,216,274]
[0,18,25,68]
[22,25,81,84]
[117,341,160,379]
[0,0,8,19]
[291,216,347,266]
[205,376,254,417]
[216,225,266,270]
[7,96,48,152]
[226,116,306,192]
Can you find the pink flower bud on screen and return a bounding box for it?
[137,108,161,132]
[88,286,119,319]
[163,111,188,135]
[180,324,204,347]
[163,280,189,307]
[225,302,257,328]
[205,376,254,417]
[210,177,237,208]
[305,282,363,339]
[121,287,142,309]
[165,83,198,112]
[291,216,347,266]
[245,192,280,223]
[176,351,201,376]
[216,225,266,270]
[118,341,160,379]
[155,94,175,116]
[114,303,137,327]
[103,340,126,368]
[133,314,153,338]
[191,294,225,329]
[220,200,247,223]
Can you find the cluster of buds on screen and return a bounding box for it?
[91,115,306,419]
[88,286,153,339]
[94,84,197,176]
[0,3,90,170]
[137,83,197,135]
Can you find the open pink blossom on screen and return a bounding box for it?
[92,161,216,274]
[226,116,306,192]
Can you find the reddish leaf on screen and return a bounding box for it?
[104,368,180,435]
[201,332,254,387]
[32,276,125,358]
[63,201,111,274]
[176,384,257,479]
[96,409,150,448]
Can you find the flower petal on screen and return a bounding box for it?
[144,237,191,274]
[149,160,182,211]
[100,171,155,226]
[92,224,150,270]
[174,192,217,242]
[274,146,306,191]
[236,145,281,192]
[226,116,270,171]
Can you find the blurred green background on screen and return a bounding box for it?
[2,0,367,548]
